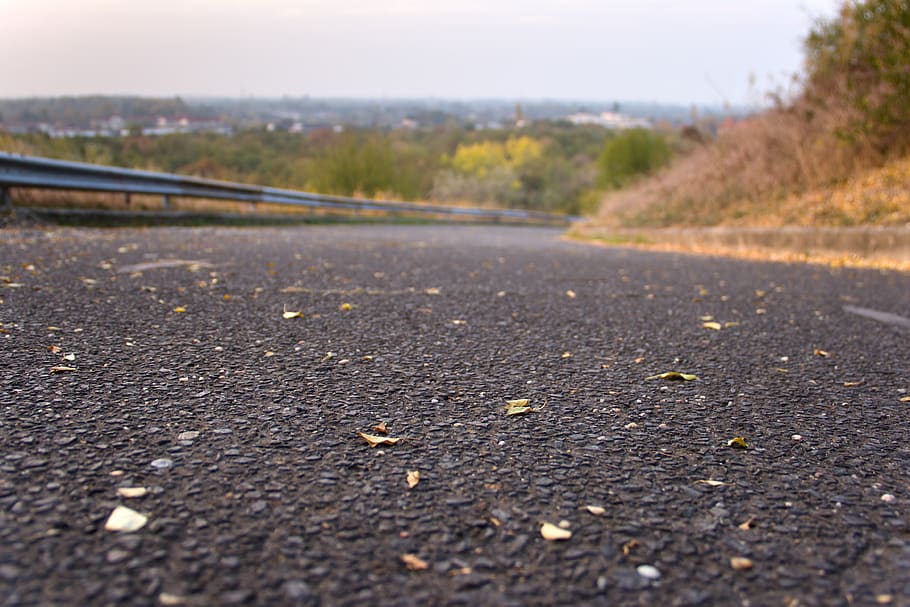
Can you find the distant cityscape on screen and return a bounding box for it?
[0,96,748,139]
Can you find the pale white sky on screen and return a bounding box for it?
[0,0,839,104]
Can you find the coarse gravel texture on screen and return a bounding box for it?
[1,224,909,607]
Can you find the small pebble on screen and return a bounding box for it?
[636,564,661,580]
[881,494,896,503]
[791,434,803,441]
[177,431,199,441]
[150,458,173,469]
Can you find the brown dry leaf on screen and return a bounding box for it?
[646,371,698,381]
[730,557,754,570]
[622,539,640,555]
[116,487,148,498]
[400,554,429,571]
[47,345,62,354]
[407,470,420,489]
[900,396,910,402]
[703,321,723,331]
[50,366,77,373]
[813,348,830,357]
[737,517,756,530]
[373,421,388,434]
[104,505,148,532]
[585,505,606,516]
[358,432,401,448]
[540,522,572,541]
[843,380,863,387]
[695,479,728,487]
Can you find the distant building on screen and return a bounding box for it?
[566,111,652,130]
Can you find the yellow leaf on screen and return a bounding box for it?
[506,399,530,407]
[401,554,428,571]
[585,505,606,516]
[263,351,275,357]
[540,522,572,541]
[699,315,714,321]
[730,557,754,570]
[282,310,303,319]
[173,306,186,313]
[646,372,698,381]
[724,321,740,328]
[900,396,910,402]
[104,505,148,532]
[727,437,748,449]
[50,366,77,373]
[561,351,572,358]
[695,479,728,487]
[339,302,353,311]
[358,432,401,448]
[407,470,420,489]
[813,348,829,357]
[116,487,148,498]
[506,406,533,416]
[703,321,722,331]
[425,287,441,295]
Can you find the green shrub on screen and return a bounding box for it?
[597,129,671,189]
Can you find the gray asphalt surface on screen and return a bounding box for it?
[2,224,909,606]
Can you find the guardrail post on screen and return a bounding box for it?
[162,194,171,210]
[124,192,131,207]
[0,186,10,210]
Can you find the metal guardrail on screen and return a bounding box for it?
[0,151,575,225]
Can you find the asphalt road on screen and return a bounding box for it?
[2,224,909,607]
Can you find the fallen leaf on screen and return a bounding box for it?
[724,321,740,328]
[565,290,577,299]
[699,315,714,321]
[104,505,148,532]
[703,321,723,331]
[730,557,754,570]
[50,366,77,373]
[282,309,303,319]
[623,422,639,429]
[843,380,863,387]
[158,593,187,606]
[622,539,640,555]
[506,406,533,416]
[358,432,401,448]
[451,319,467,325]
[400,554,428,571]
[540,522,572,541]
[561,351,572,358]
[173,306,186,313]
[876,595,894,605]
[737,517,756,530]
[813,348,829,357]
[695,479,728,487]
[727,437,748,449]
[585,505,606,516]
[646,371,698,381]
[339,302,353,311]
[47,345,62,353]
[407,470,420,489]
[63,353,76,361]
[506,399,530,407]
[901,396,910,402]
[373,421,388,434]
[425,287,441,295]
[116,487,148,498]
[263,351,276,357]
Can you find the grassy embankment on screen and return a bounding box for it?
[573,0,910,270]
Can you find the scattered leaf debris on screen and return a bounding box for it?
[646,371,698,381]
[622,539,640,555]
[173,307,186,313]
[407,470,420,489]
[104,505,148,532]
[730,557,754,570]
[703,321,723,331]
[813,348,830,357]
[738,517,756,530]
[585,505,606,516]
[504,398,544,416]
[116,487,148,498]
[282,307,303,319]
[727,437,749,449]
[50,366,77,373]
[695,479,729,487]
[339,302,353,311]
[358,432,401,448]
[565,290,577,298]
[400,554,429,571]
[373,421,388,434]
[540,522,572,541]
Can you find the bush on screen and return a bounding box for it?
[597,129,670,189]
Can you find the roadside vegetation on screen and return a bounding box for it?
[588,0,910,228]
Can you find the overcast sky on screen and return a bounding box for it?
[0,0,838,105]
